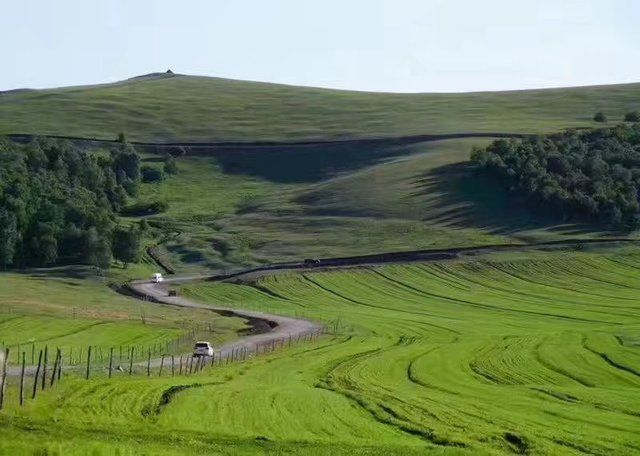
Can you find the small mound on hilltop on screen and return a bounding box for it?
[127,70,179,81]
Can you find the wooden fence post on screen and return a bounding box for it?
[32,350,43,399]
[41,345,48,390]
[146,349,151,377]
[129,347,134,375]
[171,356,175,377]
[179,355,183,375]
[50,349,60,387]
[85,346,92,380]
[20,352,26,406]
[159,355,165,377]
[57,349,62,382]
[0,348,9,410]
[108,347,114,379]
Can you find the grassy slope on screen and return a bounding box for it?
[140,138,612,273]
[2,74,640,141]
[0,272,248,366]
[2,249,640,454]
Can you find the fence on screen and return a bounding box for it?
[0,327,323,410]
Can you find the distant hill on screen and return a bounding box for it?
[1,73,639,142]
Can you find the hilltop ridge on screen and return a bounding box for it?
[1,73,639,142]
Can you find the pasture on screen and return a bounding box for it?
[138,137,612,273]
[2,73,640,142]
[1,248,639,454]
[0,273,248,366]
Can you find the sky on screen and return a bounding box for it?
[1,0,639,93]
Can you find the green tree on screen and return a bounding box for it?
[624,111,640,122]
[0,210,17,269]
[112,226,141,268]
[84,227,112,270]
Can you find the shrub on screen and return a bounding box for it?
[163,153,179,175]
[593,112,607,122]
[624,111,640,122]
[141,165,165,183]
[121,200,169,216]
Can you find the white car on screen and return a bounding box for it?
[152,273,164,283]
[193,341,214,357]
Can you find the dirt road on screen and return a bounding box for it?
[127,280,322,368]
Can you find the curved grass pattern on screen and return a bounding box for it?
[3,251,640,454]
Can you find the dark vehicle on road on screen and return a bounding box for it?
[303,258,321,266]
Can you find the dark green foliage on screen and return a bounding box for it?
[472,124,640,228]
[112,226,142,268]
[138,219,150,232]
[121,200,169,216]
[111,142,141,196]
[141,165,165,183]
[624,111,640,122]
[593,112,607,122]
[163,153,179,175]
[0,138,142,268]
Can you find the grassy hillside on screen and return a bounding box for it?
[2,73,640,142]
[137,138,613,273]
[0,272,248,367]
[2,249,640,454]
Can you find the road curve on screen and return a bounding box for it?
[4,279,321,377]
[127,280,323,367]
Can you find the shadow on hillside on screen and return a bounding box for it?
[211,142,420,183]
[412,161,599,237]
[16,265,100,280]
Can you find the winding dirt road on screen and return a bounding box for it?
[128,279,322,367]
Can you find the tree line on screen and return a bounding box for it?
[0,136,148,269]
[471,123,640,228]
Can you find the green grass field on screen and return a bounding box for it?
[2,73,640,142]
[0,272,248,366]
[1,249,639,454]
[138,137,615,273]
[2,73,640,455]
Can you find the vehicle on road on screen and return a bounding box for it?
[193,341,214,357]
[152,272,164,283]
[303,258,321,266]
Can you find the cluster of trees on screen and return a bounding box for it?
[0,137,145,269]
[141,153,178,183]
[471,123,640,228]
[593,111,640,123]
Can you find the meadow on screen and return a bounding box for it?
[2,73,640,142]
[0,272,248,366]
[1,248,639,454]
[2,73,640,455]
[139,137,612,273]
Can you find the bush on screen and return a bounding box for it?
[624,111,640,122]
[141,165,165,183]
[593,112,607,122]
[163,153,179,175]
[121,200,169,216]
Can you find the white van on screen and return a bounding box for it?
[193,341,214,357]
[152,273,164,283]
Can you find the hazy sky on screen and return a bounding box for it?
[2,0,639,92]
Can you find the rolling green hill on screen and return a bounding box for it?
[1,73,640,142]
[3,249,640,454]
